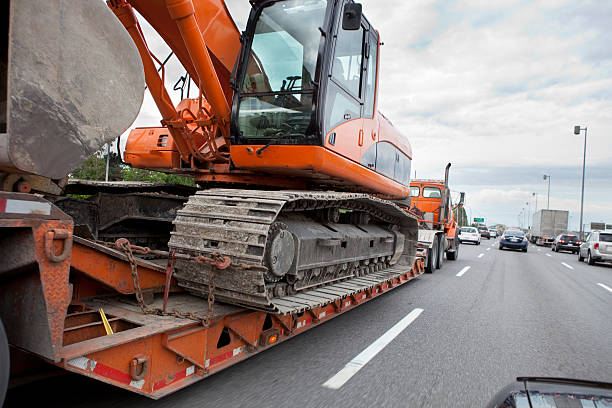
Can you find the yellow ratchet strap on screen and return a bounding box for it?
[99,308,114,335]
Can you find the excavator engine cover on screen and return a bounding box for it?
[0,0,145,180]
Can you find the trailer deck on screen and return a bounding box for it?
[0,192,424,399]
[60,258,424,398]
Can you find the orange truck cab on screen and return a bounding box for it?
[409,164,463,272]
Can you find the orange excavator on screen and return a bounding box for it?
[100,0,419,310]
[0,0,424,398]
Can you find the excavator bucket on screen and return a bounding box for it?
[0,0,145,180]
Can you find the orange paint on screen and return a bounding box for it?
[231,145,410,199]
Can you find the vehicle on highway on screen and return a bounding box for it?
[499,230,528,252]
[578,230,612,265]
[487,377,612,408]
[531,209,569,246]
[458,227,481,245]
[478,225,491,239]
[551,234,581,254]
[412,164,463,273]
[488,228,497,238]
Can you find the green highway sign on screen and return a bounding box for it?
[473,218,484,223]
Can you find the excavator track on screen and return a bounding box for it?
[169,189,418,314]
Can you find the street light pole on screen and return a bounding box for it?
[532,192,538,213]
[526,201,530,230]
[543,174,551,209]
[574,125,588,240]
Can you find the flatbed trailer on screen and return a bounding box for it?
[1,192,423,399]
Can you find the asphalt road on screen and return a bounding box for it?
[6,239,612,407]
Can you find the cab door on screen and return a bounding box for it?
[323,5,366,163]
[360,28,379,170]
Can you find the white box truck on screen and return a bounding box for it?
[531,210,569,246]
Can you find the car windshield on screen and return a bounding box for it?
[461,227,476,233]
[504,231,524,237]
[599,233,612,242]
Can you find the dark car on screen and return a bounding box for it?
[487,377,612,408]
[552,234,581,254]
[477,226,491,239]
[499,230,528,252]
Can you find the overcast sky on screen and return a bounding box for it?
[130,0,612,230]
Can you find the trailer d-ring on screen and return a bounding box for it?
[130,355,149,381]
[44,229,73,263]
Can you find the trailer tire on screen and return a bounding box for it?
[425,239,438,273]
[0,319,9,406]
[447,241,459,261]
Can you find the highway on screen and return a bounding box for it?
[6,239,612,407]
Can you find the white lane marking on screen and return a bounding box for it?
[490,244,495,247]
[561,262,574,270]
[546,253,552,257]
[486,248,491,251]
[537,248,541,252]
[322,308,424,390]
[456,266,471,277]
[478,253,484,258]
[597,283,612,293]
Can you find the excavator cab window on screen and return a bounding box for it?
[324,8,367,134]
[331,26,364,98]
[363,32,378,118]
[235,0,327,142]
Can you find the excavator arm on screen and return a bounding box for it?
[107,0,242,166]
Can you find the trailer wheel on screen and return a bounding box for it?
[425,239,438,273]
[447,240,459,261]
[0,319,9,406]
[436,235,444,269]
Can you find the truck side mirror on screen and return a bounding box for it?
[342,3,362,30]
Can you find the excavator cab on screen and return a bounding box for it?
[227,0,412,198]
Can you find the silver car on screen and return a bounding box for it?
[578,230,612,265]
